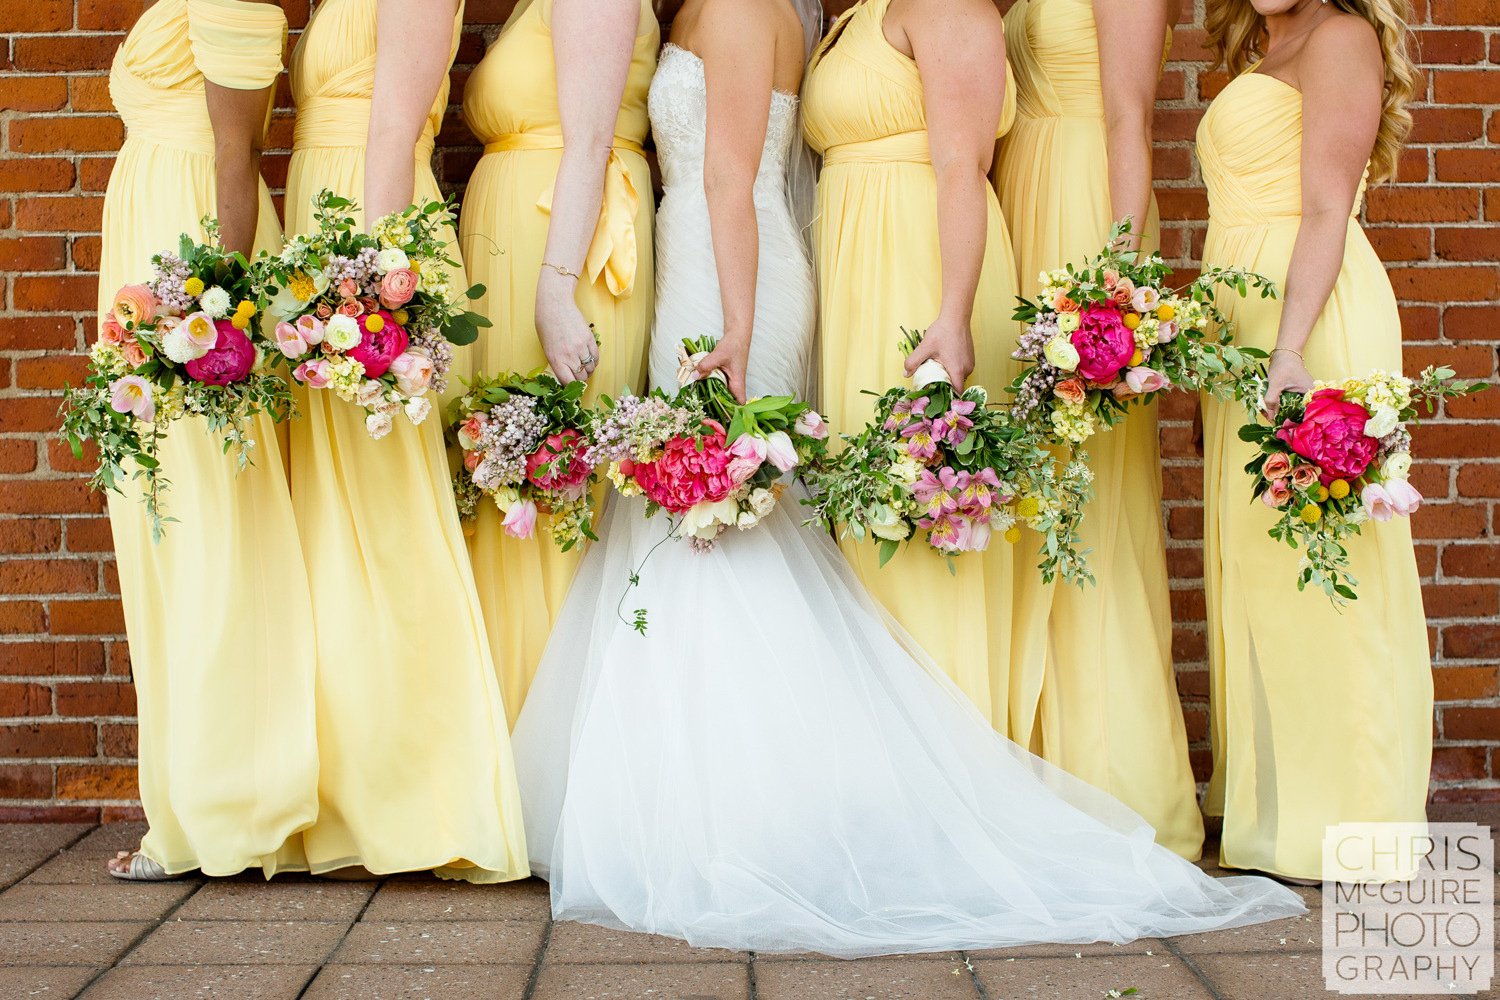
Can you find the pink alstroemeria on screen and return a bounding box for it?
[883,395,930,432]
[900,419,939,462]
[933,399,976,447]
[912,469,959,520]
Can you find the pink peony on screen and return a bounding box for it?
[184,320,255,385]
[112,284,157,328]
[1070,305,1136,382]
[502,499,539,539]
[379,268,420,309]
[1361,482,1395,522]
[1262,452,1293,481]
[1276,389,1380,485]
[294,358,331,389]
[633,422,736,513]
[525,429,591,492]
[345,312,409,379]
[1385,478,1422,517]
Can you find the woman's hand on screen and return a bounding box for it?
[904,314,975,390]
[697,333,751,403]
[1262,349,1314,417]
[535,271,599,384]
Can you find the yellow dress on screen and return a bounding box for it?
[100,0,319,877]
[803,0,1023,724]
[1198,70,1431,881]
[459,0,657,726]
[992,0,1202,859]
[284,0,527,882]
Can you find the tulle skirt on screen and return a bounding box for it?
[512,497,1304,957]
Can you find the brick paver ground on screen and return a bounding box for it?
[0,822,1488,1000]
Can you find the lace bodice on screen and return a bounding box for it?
[648,44,800,192]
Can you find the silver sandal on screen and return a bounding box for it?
[107,850,178,881]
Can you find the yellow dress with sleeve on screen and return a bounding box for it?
[1198,70,1431,880]
[283,0,527,882]
[802,0,1024,725]
[99,0,319,876]
[991,0,1203,860]
[458,0,658,726]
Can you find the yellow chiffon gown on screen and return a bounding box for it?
[283,0,527,882]
[992,0,1203,859]
[459,0,657,726]
[1198,70,1431,881]
[100,0,319,877]
[803,0,1023,724]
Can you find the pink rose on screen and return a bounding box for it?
[1054,377,1087,406]
[1276,388,1380,485]
[274,321,312,359]
[388,350,434,397]
[345,312,409,379]
[359,295,381,315]
[336,299,364,318]
[1385,478,1422,517]
[726,434,768,484]
[1123,366,1167,395]
[315,302,334,320]
[294,358,331,389]
[1361,482,1395,522]
[121,339,148,368]
[463,449,482,472]
[1110,277,1136,308]
[112,284,157,328]
[337,278,359,300]
[633,422,736,513]
[457,413,487,450]
[1261,452,1292,481]
[502,499,539,540]
[1069,305,1135,382]
[1053,290,1080,313]
[1261,479,1292,509]
[1290,464,1319,490]
[184,319,256,385]
[98,316,125,346]
[379,268,420,309]
[525,429,591,492]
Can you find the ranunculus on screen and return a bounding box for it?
[1056,311,1082,335]
[1069,305,1135,382]
[1361,482,1395,522]
[121,339,148,368]
[273,321,312,359]
[794,410,829,440]
[763,430,798,473]
[184,320,255,385]
[375,247,410,274]
[1276,388,1380,485]
[1044,336,1080,372]
[1290,464,1320,490]
[1261,453,1292,481]
[404,396,432,424]
[294,358,331,389]
[502,498,539,539]
[525,429,591,491]
[1363,405,1400,439]
[726,434,768,484]
[748,488,776,517]
[98,316,125,346]
[112,284,157,328]
[1385,478,1422,517]
[1261,479,1292,509]
[324,314,362,352]
[379,268,420,309]
[365,411,394,439]
[346,312,408,379]
[108,374,154,422]
[633,423,736,513]
[1382,452,1413,481]
[1053,377,1087,406]
[1123,366,1168,395]
[388,349,434,396]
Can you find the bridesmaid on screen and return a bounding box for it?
[804,0,1022,724]
[992,0,1203,859]
[459,0,658,725]
[283,0,527,881]
[1198,0,1427,881]
[101,0,319,880]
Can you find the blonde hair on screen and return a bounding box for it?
[1205,0,1419,184]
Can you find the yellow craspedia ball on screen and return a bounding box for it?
[1003,525,1022,544]
[1300,503,1322,524]
[392,309,410,326]
[1156,304,1176,322]
[230,314,249,330]
[1123,313,1141,330]
[365,314,385,332]
[1313,484,1330,502]
[1130,349,1144,366]
[1016,497,1040,519]
[235,300,256,318]
[184,277,205,296]
[1329,479,1350,499]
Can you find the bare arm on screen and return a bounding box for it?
[206,79,276,255]
[1262,17,1383,413]
[364,0,458,223]
[898,0,1007,390]
[1094,0,1174,248]
[692,1,781,403]
[536,0,641,384]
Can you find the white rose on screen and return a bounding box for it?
[324,314,362,352]
[868,503,911,542]
[161,325,210,364]
[1363,405,1400,439]
[355,380,385,408]
[375,248,410,274]
[1043,335,1080,372]
[404,396,432,425]
[736,510,760,529]
[748,488,776,517]
[365,411,393,440]
[198,285,231,319]
[1381,451,1413,481]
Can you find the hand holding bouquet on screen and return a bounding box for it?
[257,190,489,439]
[58,224,293,539]
[1242,365,1485,602]
[450,370,597,551]
[806,328,1094,585]
[1010,220,1274,448]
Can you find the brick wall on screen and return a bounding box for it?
[0,0,1495,821]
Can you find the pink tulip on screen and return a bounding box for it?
[1361,482,1396,522]
[502,499,539,540]
[726,434,768,484]
[108,375,154,422]
[763,430,798,473]
[294,358,331,389]
[1385,478,1423,517]
[1124,367,1168,395]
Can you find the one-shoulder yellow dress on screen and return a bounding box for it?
[803,0,1023,725]
[459,0,658,726]
[100,0,319,878]
[283,0,527,882]
[992,0,1202,860]
[1198,70,1431,881]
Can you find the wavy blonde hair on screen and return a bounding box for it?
[1205,0,1419,184]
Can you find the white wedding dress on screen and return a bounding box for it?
[510,45,1304,958]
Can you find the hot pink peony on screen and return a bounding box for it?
[1069,305,1135,382]
[633,421,736,513]
[184,319,255,385]
[379,268,420,309]
[1276,389,1379,485]
[346,312,409,379]
[525,429,591,492]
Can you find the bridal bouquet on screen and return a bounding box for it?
[1241,365,1484,603]
[256,190,488,438]
[1009,221,1273,448]
[58,225,293,539]
[595,337,830,549]
[805,329,1093,584]
[450,370,598,551]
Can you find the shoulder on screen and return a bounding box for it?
[697,0,797,34]
[1302,11,1381,68]
[898,0,1004,39]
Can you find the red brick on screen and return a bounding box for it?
[0,519,59,555]
[0,0,72,30]
[0,77,69,113]
[100,722,135,757]
[7,115,123,154]
[0,602,47,635]
[54,680,134,717]
[0,439,40,475]
[1434,666,1500,701]
[0,682,52,717]
[47,598,123,635]
[0,723,95,758]
[0,158,75,194]
[11,35,121,73]
[55,764,137,801]
[0,316,78,351]
[1443,707,1500,741]
[1430,746,1489,782]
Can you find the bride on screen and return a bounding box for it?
[511,0,1304,957]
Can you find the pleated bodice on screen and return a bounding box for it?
[1004,0,1168,123]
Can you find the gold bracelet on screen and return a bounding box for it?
[1271,347,1304,361]
[541,261,581,281]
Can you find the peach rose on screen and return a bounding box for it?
[1053,377,1087,406]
